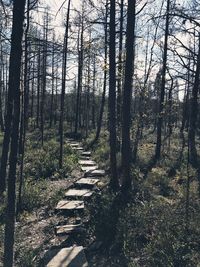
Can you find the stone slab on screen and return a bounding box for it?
[66,138,75,142]
[81,151,91,156]
[80,156,91,161]
[73,147,84,151]
[85,169,105,177]
[55,224,83,235]
[70,143,80,147]
[56,200,84,211]
[46,246,88,267]
[75,178,100,186]
[65,189,93,198]
[79,160,96,166]
[81,166,98,172]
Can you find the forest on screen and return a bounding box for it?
[0,0,200,266]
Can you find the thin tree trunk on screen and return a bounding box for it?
[75,14,84,135]
[90,0,108,146]
[121,0,136,192]
[40,14,48,146]
[50,33,55,128]
[92,54,96,129]
[17,0,30,214]
[0,80,4,132]
[188,34,200,167]
[155,0,170,160]
[117,0,124,137]
[109,0,119,190]
[36,42,40,128]
[59,0,71,168]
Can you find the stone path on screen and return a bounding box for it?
[46,246,88,267]
[44,139,106,266]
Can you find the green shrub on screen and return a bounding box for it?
[24,139,60,179]
[48,188,66,210]
[21,180,48,212]
[117,199,200,266]
[88,191,120,246]
[15,247,38,267]
[24,138,77,180]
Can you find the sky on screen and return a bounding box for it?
[38,0,188,100]
[38,0,82,36]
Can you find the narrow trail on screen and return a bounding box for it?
[43,138,106,267]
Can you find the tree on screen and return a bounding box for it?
[109,0,119,190]
[117,0,124,137]
[3,0,26,266]
[91,0,109,146]
[75,7,84,135]
[121,0,136,192]
[155,0,170,160]
[189,34,200,167]
[40,10,49,146]
[59,0,71,168]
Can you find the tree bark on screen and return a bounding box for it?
[188,34,200,167]
[90,0,108,147]
[3,0,26,266]
[75,13,84,135]
[121,0,136,192]
[109,0,119,190]
[59,0,71,168]
[117,0,124,137]
[155,0,170,160]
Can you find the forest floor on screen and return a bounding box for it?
[0,129,83,266]
[14,172,81,266]
[1,128,200,266]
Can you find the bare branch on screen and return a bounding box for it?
[55,0,68,17]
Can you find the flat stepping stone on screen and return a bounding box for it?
[55,224,84,235]
[81,151,91,156]
[70,143,80,147]
[79,160,96,166]
[73,147,84,151]
[85,169,105,177]
[75,178,100,186]
[81,165,98,172]
[56,200,84,211]
[66,138,75,142]
[65,189,93,198]
[80,156,91,160]
[46,246,88,267]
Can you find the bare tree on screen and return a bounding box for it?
[3,0,26,266]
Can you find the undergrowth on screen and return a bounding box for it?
[85,131,200,267]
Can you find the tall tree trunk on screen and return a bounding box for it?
[188,34,200,167]
[117,0,124,137]
[49,33,55,128]
[92,54,96,130]
[0,80,4,132]
[109,0,119,190]
[40,14,48,146]
[3,0,26,266]
[86,32,91,138]
[75,13,84,135]
[54,60,59,125]
[17,0,30,214]
[155,0,170,160]
[90,0,108,146]
[59,0,71,168]
[30,54,35,122]
[36,42,40,128]
[121,0,136,192]
[0,0,26,194]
